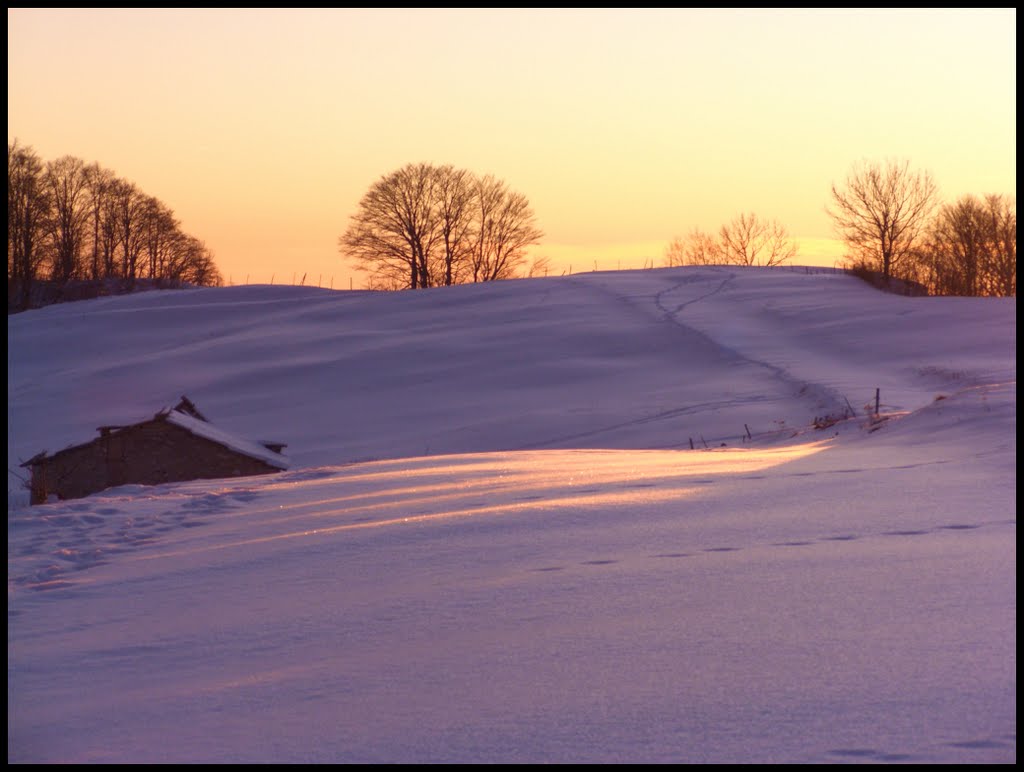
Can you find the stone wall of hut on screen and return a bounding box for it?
[30,418,279,504]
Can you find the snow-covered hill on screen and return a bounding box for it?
[8,265,1016,763]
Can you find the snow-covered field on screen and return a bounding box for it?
[8,266,1016,763]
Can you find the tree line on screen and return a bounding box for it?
[339,163,546,290]
[662,159,1015,298]
[8,140,223,311]
[827,159,1015,297]
[664,213,798,269]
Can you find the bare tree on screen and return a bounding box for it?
[828,159,939,281]
[469,175,505,281]
[82,162,115,280]
[433,165,474,286]
[341,164,542,289]
[111,179,148,283]
[664,229,721,266]
[9,143,223,302]
[664,236,686,267]
[921,195,986,296]
[470,175,544,282]
[718,212,798,267]
[8,140,51,309]
[920,193,1016,297]
[140,196,180,279]
[98,182,122,279]
[664,218,794,268]
[981,194,1016,298]
[341,162,440,290]
[43,155,89,283]
[176,236,222,286]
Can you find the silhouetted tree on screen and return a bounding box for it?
[664,236,684,267]
[176,236,222,286]
[434,165,474,286]
[82,162,115,280]
[140,196,179,279]
[98,177,122,278]
[112,179,147,282]
[43,155,89,283]
[341,163,542,289]
[9,140,224,306]
[470,175,544,282]
[919,193,1016,297]
[718,212,797,267]
[664,217,795,268]
[828,159,939,281]
[341,162,439,289]
[983,194,1017,297]
[664,228,720,266]
[8,141,51,309]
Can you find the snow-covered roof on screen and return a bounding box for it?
[163,409,290,470]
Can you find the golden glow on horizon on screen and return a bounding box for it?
[7,8,1015,290]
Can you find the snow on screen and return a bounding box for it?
[7,265,1016,763]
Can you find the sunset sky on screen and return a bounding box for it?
[7,8,1017,289]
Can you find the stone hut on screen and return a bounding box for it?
[20,396,288,505]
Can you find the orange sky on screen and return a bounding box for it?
[7,8,1016,289]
